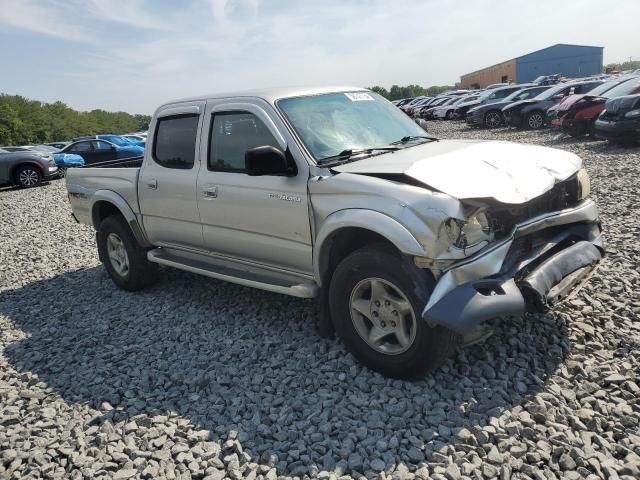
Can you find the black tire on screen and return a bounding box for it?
[483,110,503,129]
[329,245,458,378]
[14,165,42,188]
[525,110,545,130]
[57,167,67,178]
[97,215,158,291]
[445,110,453,120]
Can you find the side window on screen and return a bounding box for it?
[93,141,112,150]
[208,111,280,173]
[71,141,92,152]
[153,115,199,169]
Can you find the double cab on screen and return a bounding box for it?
[66,86,603,378]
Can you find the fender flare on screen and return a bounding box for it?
[313,209,427,286]
[90,190,151,247]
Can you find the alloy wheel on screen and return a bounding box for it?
[19,169,40,187]
[528,113,544,129]
[485,112,502,128]
[106,233,130,277]
[349,277,417,355]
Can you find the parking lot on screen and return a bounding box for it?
[1,122,639,479]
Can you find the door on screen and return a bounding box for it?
[139,103,205,251]
[196,100,312,274]
[66,140,98,165]
[91,141,118,163]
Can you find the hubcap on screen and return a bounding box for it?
[106,233,130,276]
[349,277,417,355]
[486,112,502,128]
[19,169,39,186]
[529,114,544,129]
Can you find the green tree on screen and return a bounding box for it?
[0,93,151,145]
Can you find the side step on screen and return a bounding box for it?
[147,248,319,298]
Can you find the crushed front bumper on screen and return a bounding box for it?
[422,200,603,334]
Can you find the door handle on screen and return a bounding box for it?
[202,186,218,199]
[146,178,158,190]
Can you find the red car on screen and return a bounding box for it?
[552,76,640,137]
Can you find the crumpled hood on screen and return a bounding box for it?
[332,139,582,204]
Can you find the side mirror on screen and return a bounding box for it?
[415,118,429,131]
[245,146,295,176]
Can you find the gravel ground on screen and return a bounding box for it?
[1,123,639,480]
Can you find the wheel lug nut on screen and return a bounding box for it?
[372,311,379,317]
[391,321,396,327]
[385,300,390,306]
[381,321,386,328]
[374,301,380,307]
[392,310,398,316]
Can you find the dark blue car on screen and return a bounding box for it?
[59,139,144,165]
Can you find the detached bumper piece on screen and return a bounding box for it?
[423,241,603,334]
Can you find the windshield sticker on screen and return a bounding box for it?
[344,92,375,102]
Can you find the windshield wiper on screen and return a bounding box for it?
[318,146,400,165]
[390,135,439,145]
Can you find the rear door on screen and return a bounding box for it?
[66,141,99,165]
[138,102,206,251]
[195,98,313,274]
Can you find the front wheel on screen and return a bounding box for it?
[15,165,42,188]
[525,111,545,130]
[484,110,503,128]
[97,215,158,291]
[329,245,458,378]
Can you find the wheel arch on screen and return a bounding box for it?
[314,209,426,287]
[90,191,151,247]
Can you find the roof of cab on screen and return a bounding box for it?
[158,85,368,110]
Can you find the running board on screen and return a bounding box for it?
[147,248,319,298]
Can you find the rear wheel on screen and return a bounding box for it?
[97,215,158,291]
[329,245,458,378]
[15,165,42,188]
[445,110,454,120]
[484,110,503,128]
[525,111,545,130]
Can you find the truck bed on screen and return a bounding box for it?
[65,158,143,226]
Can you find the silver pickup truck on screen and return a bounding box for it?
[66,86,603,378]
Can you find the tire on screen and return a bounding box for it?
[57,167,67,178]
[445,110,453,120]
[97,215,158,291]
[15,165,42,188]
[525,110,545,130]
[483,110,503,129]
[329,245,458,378]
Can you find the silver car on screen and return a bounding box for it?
[65,86,603,378]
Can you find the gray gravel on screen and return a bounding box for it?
[1,122,639,479]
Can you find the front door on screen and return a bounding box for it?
[91,140,118,163]
[139,103,205,251]
[196,100,312,274]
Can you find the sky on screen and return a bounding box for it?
[0,0,638,114]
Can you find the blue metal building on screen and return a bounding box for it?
[515,44,604,83]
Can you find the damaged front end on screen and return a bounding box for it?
[421,171,603,334]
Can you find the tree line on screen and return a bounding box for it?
[368,84,455,101]
[0,93,151,146]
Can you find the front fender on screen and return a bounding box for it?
[90,190,150,247]
[313,209,427,285]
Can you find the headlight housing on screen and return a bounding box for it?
[445,209,493,250]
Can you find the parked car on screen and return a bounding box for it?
[403,97,434,117]
[486,83,510,90]
[551,76,640,137]
[431,96,471,120]
[65,86,603,378]
[97,134,145,148]
[594,94,640,144]
[503,80,604,129]
[420,97,453,119]
[451,85,524,120]
[0,147,58,187]
[59,139,144,165]
[123,134,146,144]
[466,86,551,128]
[532,74,562,86]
